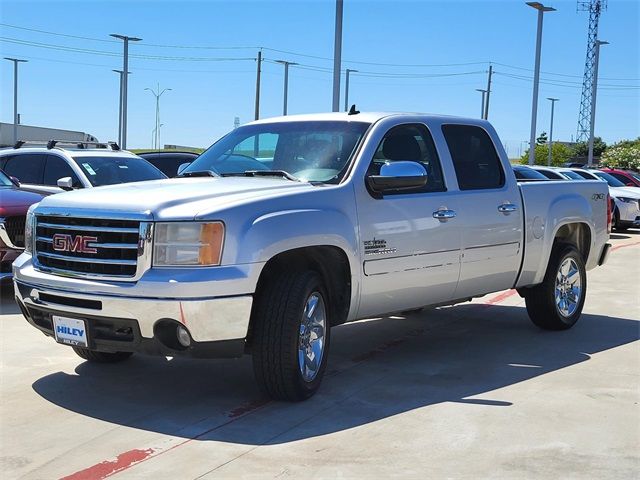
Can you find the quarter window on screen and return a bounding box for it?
[442,124,505,190]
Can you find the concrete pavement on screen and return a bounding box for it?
[1,231,638,479]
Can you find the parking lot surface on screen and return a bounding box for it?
[1,232,639,479]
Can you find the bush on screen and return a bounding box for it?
[600,139,640,171]
[520,143,573,167]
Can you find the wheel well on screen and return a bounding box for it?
[245,246,352,350]
[554,223,591,261]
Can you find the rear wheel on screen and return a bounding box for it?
[524,243,586,330]
[251,270,330,401]
[613,209,629,231]
[72,347,133,363]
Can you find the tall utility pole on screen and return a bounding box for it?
[332,0,344,112]
[4,57,27,145]
[254,50,262,120]
[275,60,297,115]
[110,34,142,149]
[547,97,559,166]
[145,83,171,150]
[113,69,125,146]
[476,89,487,119]
[587,40,608,166]
[576,0,607,142]
[526,2,556,165]
[484,65,493,119]
[344,68,358,111]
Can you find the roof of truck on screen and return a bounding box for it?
[247,111,483,126]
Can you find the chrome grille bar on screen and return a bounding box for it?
[38,251,138,265]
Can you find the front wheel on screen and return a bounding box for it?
[251,270,330,401]
[524,243,586,330]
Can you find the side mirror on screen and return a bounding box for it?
[9,176,20,187]
[367,161,428,195]
[57,177,74,191]
[177,162,192,176]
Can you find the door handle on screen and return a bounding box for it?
[498,203,518,214]
[433,209,456,220]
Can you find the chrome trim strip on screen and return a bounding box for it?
[37,251,137,265]
[0,220,25,250]
[34,207,153,221]
[37,222,139,233]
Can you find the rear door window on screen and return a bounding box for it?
[441,124,505,190]
[2,154,46,184]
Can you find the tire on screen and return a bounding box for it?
[613,209,629,231]
[72,347,133,363]
[524,243,586,331]
[251,270,331,401]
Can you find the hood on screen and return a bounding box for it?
[0,187,46,216]
[610,186,640,199]
[36,177,317,220]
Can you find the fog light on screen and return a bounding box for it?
[176,325,191,347]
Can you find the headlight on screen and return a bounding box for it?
[153,222,224,266]
[24,203,38,254]
[617,197,635,203]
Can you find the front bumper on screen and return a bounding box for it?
[12,254,263,358]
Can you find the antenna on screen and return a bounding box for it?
[576,0,607,142]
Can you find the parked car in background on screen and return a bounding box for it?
[571,168,640,231]
[0,169,47,282]
[137,151,200,177]
[530,166,570,180]
[512,165,549,181]
[0,141,167,194]
[599,168,640,187]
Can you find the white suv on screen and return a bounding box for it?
[0,141,166,194]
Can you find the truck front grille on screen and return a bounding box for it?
[3,216,26,248]
[34,216,141,278]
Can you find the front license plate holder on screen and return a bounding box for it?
[52,315,88,348]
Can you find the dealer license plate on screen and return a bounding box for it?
[52,315,88,348]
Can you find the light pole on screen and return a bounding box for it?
[275,60,297,115]
[112,69,129,146]
[588,40,608,166]
[332,0,344,112]
[145,84,171,151]
[344,69,358,112]
[547,97,559,166]
[110,34,142,149]
[526,2,555,165]
[476,89,487,119]
[4,57,28,145]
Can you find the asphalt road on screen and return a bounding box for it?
[1,232,639,479]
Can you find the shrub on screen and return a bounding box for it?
[520,143,572,167]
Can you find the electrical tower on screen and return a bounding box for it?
[576,0,607,142]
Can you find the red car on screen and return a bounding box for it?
[600,168,640,187]
[0,170,47,282]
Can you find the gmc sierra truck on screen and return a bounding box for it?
[13,112,611,401]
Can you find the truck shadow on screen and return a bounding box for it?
[32,304,639,446]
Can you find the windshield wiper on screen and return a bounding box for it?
[180,170,219,178]
[222,170,300,182]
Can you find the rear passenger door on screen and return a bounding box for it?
[2,154,46,186]
[441,124,523,299]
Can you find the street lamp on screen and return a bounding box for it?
[4,57,28,145]
[332,0,344,112]
[476,88,487,119]
[110,34,142,149]
[344,69,358,112]
[547,97,559,166]
[526,2,556,165]
[275,60,298,116]
[145,84,172,150]
[588,40,608,166]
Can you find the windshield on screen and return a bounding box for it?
[593,170,625,187]
[73,156,167,187]
[185,121,371,182]
[513,166,548,180]
[0,170,14,187]
[630,172,640,183]
[559,170,584,180]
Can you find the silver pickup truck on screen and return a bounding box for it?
[13,112,611,401]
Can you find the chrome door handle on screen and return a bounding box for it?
[498,203,518,214]
[433,209,456,220]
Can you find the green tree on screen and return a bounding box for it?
[536,132,548,145]
[572,137,607,157]
[520,143,572,167]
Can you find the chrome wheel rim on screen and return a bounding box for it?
[298,292,326,382]
[555,258,582,318]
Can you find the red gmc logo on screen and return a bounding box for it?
[52,234,98,254]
